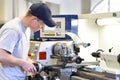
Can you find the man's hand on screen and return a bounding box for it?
[19,59,37,73]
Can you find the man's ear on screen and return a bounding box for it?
[32,19,38,25]
[31,16,37,24]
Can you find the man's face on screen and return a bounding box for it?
[30,18,45,32]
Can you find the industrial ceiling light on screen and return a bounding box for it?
[96,17,120,26]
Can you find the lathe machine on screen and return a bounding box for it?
[26,39,120,80]
[26,31,120,80]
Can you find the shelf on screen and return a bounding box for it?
[78,12,120,19]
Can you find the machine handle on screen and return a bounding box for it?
[91,52,100,58]
[75,57,84,64]
[117,54,120,64]
[33,63,43,72]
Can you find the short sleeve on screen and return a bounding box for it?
[0,29,20,53]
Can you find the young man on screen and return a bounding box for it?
[0,3,56,80]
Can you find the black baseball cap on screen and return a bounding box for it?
[29,3,56,27]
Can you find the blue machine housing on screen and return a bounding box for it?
[34,15,78,40]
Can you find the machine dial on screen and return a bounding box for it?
[52,42,69,56]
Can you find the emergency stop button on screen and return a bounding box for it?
[39,52,46,60]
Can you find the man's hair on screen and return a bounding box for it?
[26,10,33,17]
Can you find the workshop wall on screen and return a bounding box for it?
[91,0,120,13]
[99,24,120,54]
[0,0,13,23]
[0,0,27,22]
[16,0,28,16]
[0,0,5,23]
[78,19,99,62]
[60,0,90,14]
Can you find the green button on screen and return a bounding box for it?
[113,13,117,17]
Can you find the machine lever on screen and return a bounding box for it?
[91,52,100,58]
[75,57,84,64]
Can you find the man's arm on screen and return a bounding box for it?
[27,57,34,63]
[0,48,37,73]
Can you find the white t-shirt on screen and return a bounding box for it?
[0,18,31,80]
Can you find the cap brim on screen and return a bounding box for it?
[44,18,56,27]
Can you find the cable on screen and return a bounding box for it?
[91,0,104,13]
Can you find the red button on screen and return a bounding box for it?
[39,52,46,60]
